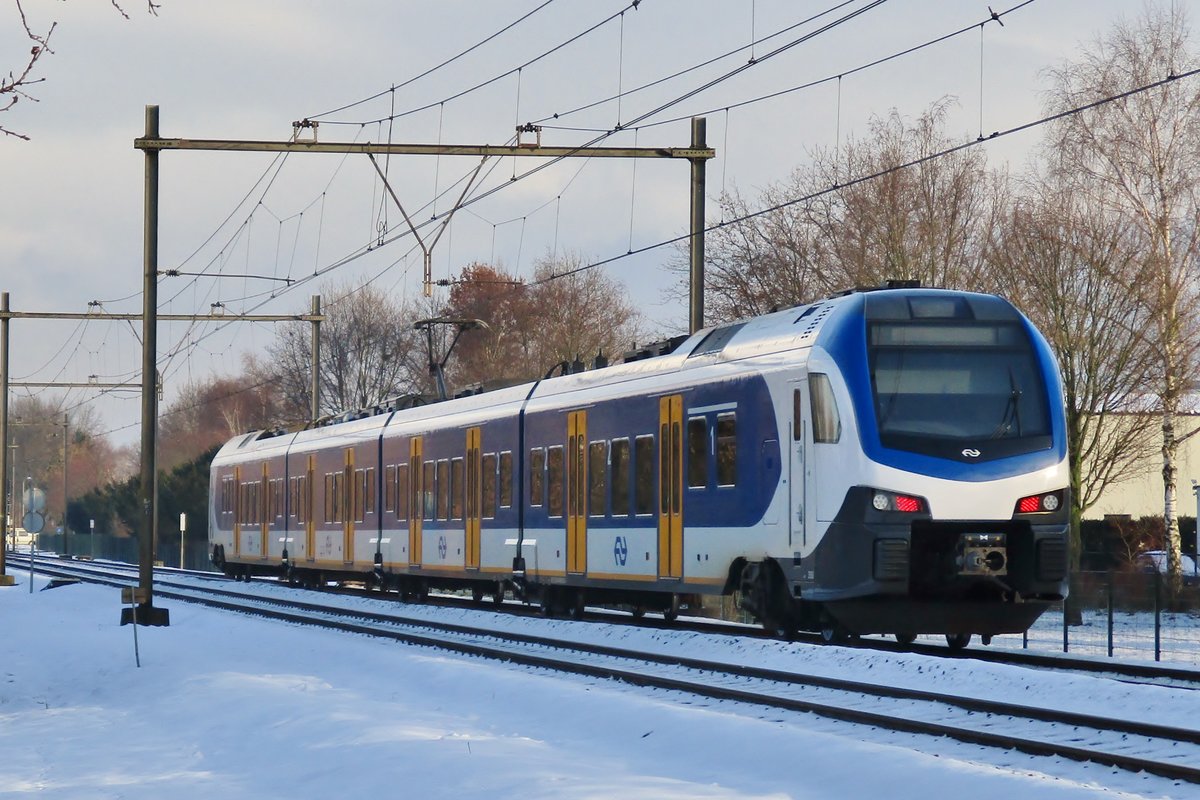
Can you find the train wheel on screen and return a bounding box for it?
[492,583,505,606]
[539,591,556,618]
[945,633,972,650]
[894,632,917,646]
[568,592,586,620]
[663,594,681,623]
[630,605,646,619]
[471,587,485,605]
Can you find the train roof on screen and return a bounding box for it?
[211,286,1021,463]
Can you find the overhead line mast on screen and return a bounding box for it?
[130,105,714,628]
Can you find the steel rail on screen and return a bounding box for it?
[13,555,1200,785]
[14,552,1200,685]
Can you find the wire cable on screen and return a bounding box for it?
[306,0,561,120]
[534,63,1200,285]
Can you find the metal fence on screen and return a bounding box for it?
[25,532,216,572]
[8,541,1198,664]
[996,570,1200,664]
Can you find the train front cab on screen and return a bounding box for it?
[786,290,1070,640]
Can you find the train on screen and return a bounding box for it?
[208,284,1070,647]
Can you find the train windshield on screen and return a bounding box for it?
[868,321,1051,460]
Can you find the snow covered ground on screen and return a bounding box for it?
[3,568,1199,799]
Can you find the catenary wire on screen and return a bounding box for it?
[533,64,1200,285]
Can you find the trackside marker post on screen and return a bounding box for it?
[122,587,149,667]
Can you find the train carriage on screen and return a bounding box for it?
[210,284,1069,645]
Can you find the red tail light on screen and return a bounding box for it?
[894,495,921,513]
[1015,491,1063,514]
[1017,496,1041,513]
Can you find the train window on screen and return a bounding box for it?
[450,458,465,520]
[588,441,608,516]
[482,453,498,519]
[273,479,285,521]
[793,390,803,442]
[611,438,631,516]
[634,435,654,515]
[334,472,345,523]
[547,445,564,518]
[324,474,334,523]
[437,460,450,521]
[296,476,307,524]
[659,422,669,514]
[423,461,436,521]
[672,421,682,514]
[396,464,409,521]
[365,468,376,517]
[716,413,737,486]
[384,465,397,513]
[499,451,513,508]
[687,417,708,488]
[304,476,312,524]
[810,373,841,444]
[530,448,545,507]
[353,470,366,522]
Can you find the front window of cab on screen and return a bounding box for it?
[868,319,1052,461]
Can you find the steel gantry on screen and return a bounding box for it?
[125,105,713,626]
[0,290,324,617]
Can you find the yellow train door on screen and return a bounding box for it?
[466,427,482,570]
[658,395,683,579]
[409,437,423,567]
[567,410,588,575]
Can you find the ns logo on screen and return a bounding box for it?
[613,535,628,567]
[962,448,981,458]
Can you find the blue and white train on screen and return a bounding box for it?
[209,285,1069,647]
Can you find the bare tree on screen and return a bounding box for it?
[807,99,1001,291]
[986,176,1159,569]
[158,368,286,470]
[264,281,425,420]
[697,186,824,322]
[444,253,641,386]
[1044,2,1200,585]
[686,100,1001,323]
[526,252,641,373]
[442,262,536,388]
[7,395,122,529]
[3,1,159,140]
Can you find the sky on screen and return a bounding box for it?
[3,566,1199,798]
[0,0,1183,447]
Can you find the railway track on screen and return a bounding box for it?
[9,552,1200,786]
[13,551,1200,687]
